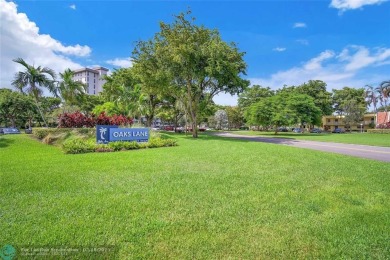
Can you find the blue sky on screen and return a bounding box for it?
[1,0,389,105]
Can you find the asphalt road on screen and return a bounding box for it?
[212,132,390,162]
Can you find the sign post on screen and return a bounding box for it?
[97,125,149,144]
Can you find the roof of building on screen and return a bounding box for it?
[92,66,109,71]
[73,67,100,73]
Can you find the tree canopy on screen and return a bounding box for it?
[11,58,57,126]
[332,87,365,115]
[132,10,249,137]
[238,85,274,109]
[58,68,86,107]
[245,92,321,133]
[295,80,333,116]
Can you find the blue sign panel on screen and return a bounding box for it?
[97,125,118,144]
[96,126,149,143]
[109,128,149,143]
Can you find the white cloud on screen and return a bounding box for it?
[106,57,133,68]
[69,4,76,10]
[304,50,335,70]
[293,22,307,28]
[330,0,388,11]
[341,46,390,71]
[296,39,309,45]
[0,0,91,87]
[273,47,286,52]
[249,45,390,91]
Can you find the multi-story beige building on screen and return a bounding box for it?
[322,113,376,132]
[72,67,109,95]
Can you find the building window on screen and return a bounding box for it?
[335,119,338,122]
[327,119,330,123]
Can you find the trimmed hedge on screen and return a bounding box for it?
[367,129,390,134]
[62,138,177,154]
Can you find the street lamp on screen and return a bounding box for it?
[360,123,363,133]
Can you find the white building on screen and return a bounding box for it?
[72,67,109,95]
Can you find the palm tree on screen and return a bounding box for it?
[58,68,86,110]
[364,84,378,113]
[11,58,57,127]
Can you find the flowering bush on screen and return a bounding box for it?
[58,111,133,128]
[376,122,390,129]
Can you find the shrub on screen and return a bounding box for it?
[42,132,69,145]
[109,114,133,126]
[160,139,177,147]
[58,111,133,128]
[42,133,55,145]
[367,129,390,134]
[58,111,94,128]
[74,128,96,136]
[33,128,71,140]
[33,128,50,139]
[62,139,96,154]
[108,141,127,151]
[376,122,390,129]
[95,144,114,153]
[146,138,178,148]
[123,141,140,150]
[147,138,165,148]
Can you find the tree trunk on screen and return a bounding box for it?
[192,118,197,137]
[10,116,15,128]
[186,81,198,138]
[174,114,178,132]
[34,100,48,127]
[146,115,153,127]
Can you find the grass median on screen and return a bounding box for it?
[1,133,389,258]
[228,130,390,147]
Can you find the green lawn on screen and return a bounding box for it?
[1,134,389,259]
[229,130,390,147]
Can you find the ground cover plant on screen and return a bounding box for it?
[1,134,389,259]
[230,130,390,147]
[32,128,177,154]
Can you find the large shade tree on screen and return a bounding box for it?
[238,85,274,109]
[133,11,249,137]
[245,93,321,134]
[11,58,57,126]
[0,89,35,127]
[332,87,366,116]
[274,81,333,116]
[295,80,333,116]
[342,99,366,131]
